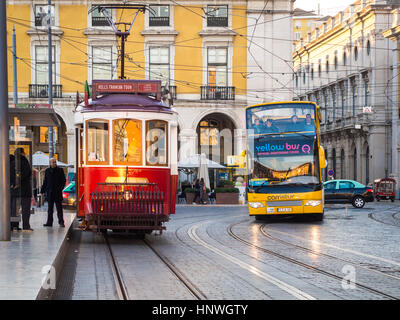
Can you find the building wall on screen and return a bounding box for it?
[6,0,293,170]
[293,0,396,185]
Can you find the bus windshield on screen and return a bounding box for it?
[246,103,319,187]
[246,103,316,135]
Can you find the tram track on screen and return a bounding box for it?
[227,221,399,300]
[104,234,206,300]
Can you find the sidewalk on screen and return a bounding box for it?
[0,204,75,300]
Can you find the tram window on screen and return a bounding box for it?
[113,119,142,165]
[146,120,168,166]
[86,120,109,164]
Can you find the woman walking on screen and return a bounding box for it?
[199,178,207,204]
[192,179,201,204]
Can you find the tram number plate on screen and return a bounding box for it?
[277,208,292,212]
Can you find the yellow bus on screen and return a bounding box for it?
[245,101,326,221]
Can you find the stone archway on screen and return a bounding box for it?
[196,112,236,166]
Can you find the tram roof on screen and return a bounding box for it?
[80,93,172,113]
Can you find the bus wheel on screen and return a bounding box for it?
[352,196,365,208]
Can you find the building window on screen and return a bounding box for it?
[354,46,358,61]
[35,46,55,84]
[341,149,345,178]
[343,51,347,65]
[295,32,301,40]
[303,70,306,84]
[351,77,358,116]
[149,47,170,85]
[332,148,336,176]
[86,119,109,164]
[146,120,168,166]
[149,5,170,26]
[113,119,142,165]
[363,72,369,106]
[200,119,219,146]
[326,60,329,74]
[295,73,298,87]
[365,146,370,185]
[91,5,111,27]
[331,86,336,122]
[340,81,346,119]
[92,46,113,80]
[334,56,338,70]
[207,47,227,86]
[40,127,58,143]
[207,5,228,27]
[311,67,314,80]
[318,63,321,77]
[35,5,55,27]
[323,90,328,123]
[367,40,371,56]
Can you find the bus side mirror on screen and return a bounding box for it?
[319,146,326,169]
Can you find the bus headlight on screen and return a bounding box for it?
[248,202,265,209]
[304,200,321,207]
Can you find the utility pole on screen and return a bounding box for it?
[12,25,18,105]
[0,0,11,241]
[48,0,54,158]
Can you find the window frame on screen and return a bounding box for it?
[34,4,55,27]
[85,119,110,166]
[149,46,170,85]
[112,119,143,166]
[145,120,169,167]
[207,5,228,27]
[207,47,228,87]
[35,45,56,85]
[91,46,114,81]
[149,5,170,27]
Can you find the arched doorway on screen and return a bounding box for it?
[365,146,370,185]
[332,148,336,179]
[196,113,236,188]
[340,149,345,179]
[353,147,357,181]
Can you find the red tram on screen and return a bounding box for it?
[75,80,178,234]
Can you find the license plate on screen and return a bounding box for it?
[277,208,292,212]
[267,207,275,213]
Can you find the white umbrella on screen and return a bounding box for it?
[32,151,71,167]
[198,153,210,190]
[178,154,225,169]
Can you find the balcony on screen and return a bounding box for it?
[29,84,62,98]
[207,16,228,27]
[149,16,169,27]
[201,86,235,100]
[92,16,109,27]
[161,85,177,99]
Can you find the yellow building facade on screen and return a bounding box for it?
[293,8,324,42]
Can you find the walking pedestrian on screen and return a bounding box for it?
[199,178,206,204]
[9,154,21,231]
[41,158,66,227]
[14,148,33,231]
[192,179,201,204]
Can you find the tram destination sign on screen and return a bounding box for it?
[92,80,161,100]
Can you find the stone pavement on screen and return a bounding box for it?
[0,204,75,300]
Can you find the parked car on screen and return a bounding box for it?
[62,181,76,209]
[323,179,374,208]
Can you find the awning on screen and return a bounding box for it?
[8,107,61,127]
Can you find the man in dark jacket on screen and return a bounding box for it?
[14,148,33,231]
[41,158,66,227]
[9,154,21,231]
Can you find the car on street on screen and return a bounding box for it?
[62,181,76,209]
[323,179,374,208]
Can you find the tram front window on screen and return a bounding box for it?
[113,119,142,165]
[146,120,168,166]
[87,120,109,164]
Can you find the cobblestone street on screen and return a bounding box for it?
[59,202,400,300]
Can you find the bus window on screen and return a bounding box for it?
[146,120,168,166]
[246,103,316,134]
[113,119,142,165]
[86,119,109,164]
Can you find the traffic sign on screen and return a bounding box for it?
[328,169,334,177]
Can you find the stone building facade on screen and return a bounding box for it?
[293,0,398,185]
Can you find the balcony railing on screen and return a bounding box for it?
[149,16,169,26]
[161,85,177,99]
[92,16,109,27]
[201,86,235,100]
[207,16,228,27]
[29,84,62,98]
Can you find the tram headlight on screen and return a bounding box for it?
[248,202,265,209]
[304,200,321,207]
